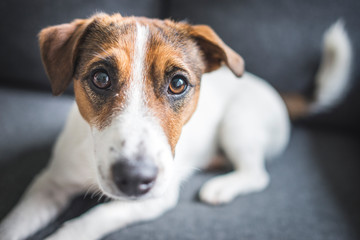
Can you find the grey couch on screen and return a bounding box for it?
[0,0,359,239]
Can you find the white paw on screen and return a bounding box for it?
[199,172,269,205]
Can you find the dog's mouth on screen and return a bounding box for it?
[101,183,152,201]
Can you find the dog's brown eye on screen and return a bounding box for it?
[92,71,111,89]
[168,75,188,94]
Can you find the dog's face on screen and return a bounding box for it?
[39,13,243,200]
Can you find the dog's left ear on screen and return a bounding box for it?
[189,25,244,77]
[38,19,91,96]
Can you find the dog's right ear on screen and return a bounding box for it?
[39,19,90,96]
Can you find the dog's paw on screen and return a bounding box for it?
[199,172,269,205]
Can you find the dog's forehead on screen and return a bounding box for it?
[77,15,199,79]
[84,15,189,46]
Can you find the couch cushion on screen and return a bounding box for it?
[0,0,161,91]
[0,88,359,239]
[167,0,360,132]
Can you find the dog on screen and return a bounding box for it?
[0,13,352,240]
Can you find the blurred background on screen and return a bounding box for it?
[0,0,359,239]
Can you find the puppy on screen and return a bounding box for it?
[0,13,352,240]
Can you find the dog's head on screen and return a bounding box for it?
[39,13,244,200]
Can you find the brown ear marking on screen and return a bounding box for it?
[189,25,244,77]
[39,18,92,96]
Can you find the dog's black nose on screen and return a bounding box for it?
[111,159,158,196]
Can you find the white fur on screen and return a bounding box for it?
[0,20,352,239]
[129,22,148,111]
[311,20,352,112]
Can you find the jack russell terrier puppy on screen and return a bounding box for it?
[0,13,352,240]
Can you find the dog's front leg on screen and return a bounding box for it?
[199,100,271,205]
[45,188,179,240]
[0,169,80,240]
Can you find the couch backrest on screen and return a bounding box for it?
[0,0,161,91]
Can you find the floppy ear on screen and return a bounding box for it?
[190,25,244,77]
[39,19,90,96]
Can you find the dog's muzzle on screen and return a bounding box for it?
[111,157,158,197]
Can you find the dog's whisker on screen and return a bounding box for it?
[84,183,98,199]
[84,188,91,199]
[97,193,105,202]
[90,189,103,199]
[90,191,97,199]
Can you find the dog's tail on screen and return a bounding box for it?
[281,20,353,120]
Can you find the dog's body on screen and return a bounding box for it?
[0,14,352,240]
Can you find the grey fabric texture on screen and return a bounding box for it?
[0,0,161,91]
[0,88,359,240]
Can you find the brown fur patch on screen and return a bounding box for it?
[39,18,91,95]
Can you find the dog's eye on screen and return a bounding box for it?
[92,71,111,89]
[168,75,188,95]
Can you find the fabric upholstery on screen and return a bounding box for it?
[0,0,161,91]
